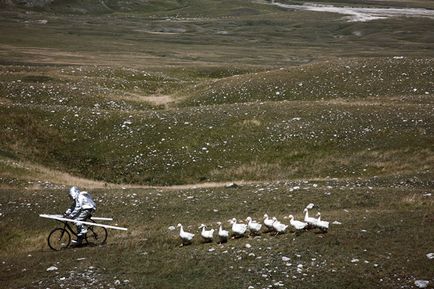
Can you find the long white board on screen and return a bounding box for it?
[48,214,113,221]
[40,214,128,231]
[91,216,113,221]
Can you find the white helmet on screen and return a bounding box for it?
[69,186,80,199]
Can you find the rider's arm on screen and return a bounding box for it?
[68,196,83,219]
[64,201,75,216]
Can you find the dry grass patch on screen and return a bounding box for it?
[401,193,433,206]
[0,157,109,189]
[210,161,296,180]
[240,118,262,127]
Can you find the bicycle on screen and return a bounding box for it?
[47,217,108,251]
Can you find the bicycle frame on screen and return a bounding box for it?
[56,220,79,237]
[43,214,113,250]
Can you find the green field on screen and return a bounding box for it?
[0,0,433,288]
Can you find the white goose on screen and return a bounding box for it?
[199,224,215,242]
[272,217,289,234]
[228,218,248,238]
[305,203,315,210]
[246,216,262,235]
[217,221,229,244]
[288,214,308,231]
[303,207,318,227]
[263,213,274,231]
[177,223,194,246]
[315,212,329,232]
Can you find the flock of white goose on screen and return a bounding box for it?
[176,203,330,246]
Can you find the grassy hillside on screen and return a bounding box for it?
[1,56,433,186]
[1,179,433,289]
[179,57,434,106]
[0,0,433,288]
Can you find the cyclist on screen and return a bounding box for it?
[64,186,96,246]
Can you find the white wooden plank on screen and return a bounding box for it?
[91,217,113,221]
[39,214,128,231]
[49,214,113,221]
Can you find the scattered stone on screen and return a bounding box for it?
[46,266,58,272]
[426,253,434,259]
[415,280,429,288]
[168,226,176,231]
[282,256,290,262]
[225,182,239,188]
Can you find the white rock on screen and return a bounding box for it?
[415,280,429,288]
[168,226,176,231]
[351,258,359,263]
[245,244,252,249]
[46,266,58,272]
[225,182,239,188]
[332,221,342,225]
[282,256,290,262]
[426,253,434,259]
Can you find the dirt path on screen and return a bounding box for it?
[0,157,260,190]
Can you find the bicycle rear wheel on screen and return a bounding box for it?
[86,223,108,246]
[48,228,71,251]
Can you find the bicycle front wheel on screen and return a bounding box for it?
[48,228,71,251]
[86,224,107,246]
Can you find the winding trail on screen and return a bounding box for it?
[0,156,260,190]
[268,1,434,22]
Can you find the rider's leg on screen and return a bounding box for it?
[73,209,93,244]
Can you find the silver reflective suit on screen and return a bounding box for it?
[65,187,96,244]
